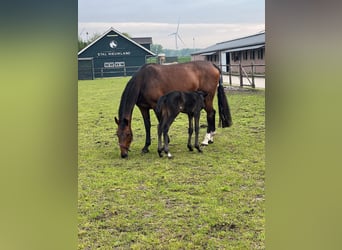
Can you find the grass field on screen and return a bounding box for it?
[78,77,265,249]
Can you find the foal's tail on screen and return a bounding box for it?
[155,97,163,121]
[155,95,168,121]
[214,64,232,128]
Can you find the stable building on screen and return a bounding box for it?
[78,27,155,80]
[191,32,265,74]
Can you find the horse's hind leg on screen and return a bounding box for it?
[202,103,216,146]
[187,115,194,151]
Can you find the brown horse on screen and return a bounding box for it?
[115,61,232,158]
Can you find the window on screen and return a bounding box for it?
[104,62,114,68]
[207,54,217,62]
[257,48,264,60]
[233,52,240,62]
[250,50,255,60]
[104,61,125,68]
[213,54,217,62]
[114,62,125,68]
[243,51,248,60]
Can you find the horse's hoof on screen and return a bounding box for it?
[141,148,149,154]
[188,146,194,151]
[208,140,214,144]
[167,152,173,159]
[195,146,203,153]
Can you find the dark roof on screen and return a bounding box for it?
[132,37,153,45]
[78,27,155,56]
[192,32,265,55]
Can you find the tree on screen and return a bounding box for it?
[78,36,88,51]
[88,33,101,43]
[78,33,101,52]
[122,32,131,38]
[150,44,163,54]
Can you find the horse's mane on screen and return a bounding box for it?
[118,72,141,119]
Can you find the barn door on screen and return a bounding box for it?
[226,53,230,72]
[78,58,94,80]
[220,52,226,73]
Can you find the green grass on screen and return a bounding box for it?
[78,77,265,249]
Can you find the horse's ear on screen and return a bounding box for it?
[114,117,119,125]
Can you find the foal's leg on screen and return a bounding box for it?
[154,109,170,144]
[157,122,164,157]
[163,125,172,158]
[163,115,176,158]
[187,115,194,151]
[158,115,172,157]
[194,113,202,153]
[163,129,171,158]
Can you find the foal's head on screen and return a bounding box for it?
[115,117,133,158]
[195,91,208,109]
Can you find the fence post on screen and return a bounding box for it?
[251,62,255,88]
[239,62,243,87]
[228,64,232,85]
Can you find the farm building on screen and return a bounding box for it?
[191,32,265,74]
[78,28,155,80]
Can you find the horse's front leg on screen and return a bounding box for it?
[139,107,151,153]
[187,115,194,151]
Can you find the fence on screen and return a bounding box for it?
[93,65,141,78]
[87,62,265,88]
[220,62,265,88]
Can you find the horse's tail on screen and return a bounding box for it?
[214,64,232,128]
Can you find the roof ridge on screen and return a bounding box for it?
[191,32,265,55]
[78,27,155,56]
[216,32,265,45]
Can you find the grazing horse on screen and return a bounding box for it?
[115,61,232,158]
[156,91,207,158]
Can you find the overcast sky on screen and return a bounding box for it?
[78,0,265,49]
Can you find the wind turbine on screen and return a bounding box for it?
[169,18,185,50]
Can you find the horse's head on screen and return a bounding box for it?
[115,117,133,158]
